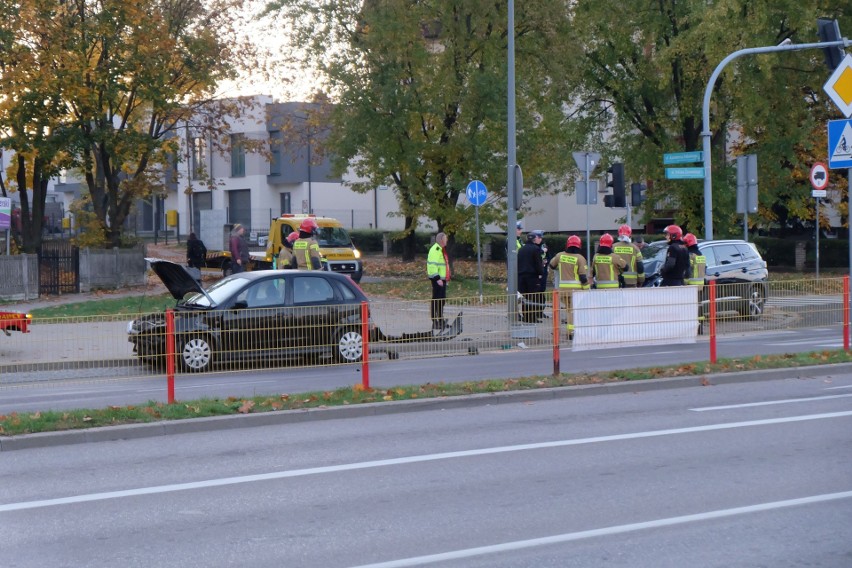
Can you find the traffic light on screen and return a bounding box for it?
[603,195,614,207]
[606,162,625,208]
[817,18,844,71]
[631,182,645,206]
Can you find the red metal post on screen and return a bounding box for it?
[844,276,850,352]
[165,308,176,404]
[709,281,717,364]
[361,301,370,390]
[552,289,560,376]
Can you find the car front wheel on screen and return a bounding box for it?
[334,329,363,363]
[179,335,214,372]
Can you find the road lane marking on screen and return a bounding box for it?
[825,385,852,390]
[346,491,852,568]
[690,394,852,411]
[2,410,851,513]
[597,351,680,359]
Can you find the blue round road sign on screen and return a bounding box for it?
[466,180,488,207]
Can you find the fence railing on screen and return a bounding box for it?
[1,278,849,396]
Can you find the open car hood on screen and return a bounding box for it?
[145,258,206,301]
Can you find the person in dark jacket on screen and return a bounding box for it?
[660,224,690,286]
[186,232,207,269]
[517,231,545,322]
[229,224,250,273]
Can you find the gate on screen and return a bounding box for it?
[38,240,80,295]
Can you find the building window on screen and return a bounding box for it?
[191,137,206,180]
[228,189,251,228]
[230,134,246,178]
[269,132,282,176]
[280,192,291,215]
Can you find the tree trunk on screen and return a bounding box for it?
[401,215,417,261]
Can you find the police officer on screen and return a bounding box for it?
[427,232,450,331]
[591,233,626,289]
[660,224,689,286]
[612,224,645,287]
[517,231,544,322]
[292,218,323,270]
[549,235,588,339]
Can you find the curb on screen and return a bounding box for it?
[3,362,852,452]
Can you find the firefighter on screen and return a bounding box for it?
[684,232,707,330]
[660,224,689,286]
[612,224,645,287]
[292,218,323,270]
[591,233,626,289]
[549,235,588,339]
[684,233,705,287]
[277,231,299,269]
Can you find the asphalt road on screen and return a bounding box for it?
[1,326,847,414]
[2,375,850,567]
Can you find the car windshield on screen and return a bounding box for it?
[316,227,352,248]
[181,275,251,307]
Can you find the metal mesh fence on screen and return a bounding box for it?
[0,278,848,392]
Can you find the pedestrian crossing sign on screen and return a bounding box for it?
[828,119,852,169]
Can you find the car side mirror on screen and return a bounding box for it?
[233,300,248,310]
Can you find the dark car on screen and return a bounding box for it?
[642,239,769,319]
[128,259,371,372]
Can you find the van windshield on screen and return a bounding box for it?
[316,227,352,248]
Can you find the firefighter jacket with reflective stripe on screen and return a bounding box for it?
[293,238,322,270]
[612,242,645,287]
[427,243,448,280]
[549,252,588,289]
[591,250,626,289]
[687,250,706,286]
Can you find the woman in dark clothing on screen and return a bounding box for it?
[186,232,207,269]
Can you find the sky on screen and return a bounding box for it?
[216,0,319,103]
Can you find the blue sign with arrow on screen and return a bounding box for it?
[466,180,488,207]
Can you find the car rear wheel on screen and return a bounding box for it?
[179,335,214,372]
[334,328,363,363]
[740,284,766,320]
[222,261,234,277]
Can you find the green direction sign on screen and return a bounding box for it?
[665,167,705,180]
[663,151,703,165]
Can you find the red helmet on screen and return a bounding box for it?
[299,218,318,233]
[287,231,299,243]
[599,233,614,247]
[618,224,632,237]
[566,235,581,248]
[683,233,697,247]
[664,224,682,239]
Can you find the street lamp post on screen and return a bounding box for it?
[701,38,849,240]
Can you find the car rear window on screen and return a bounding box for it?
[708,244,742,265]
[736,243,761,260]
[293,276,336,304]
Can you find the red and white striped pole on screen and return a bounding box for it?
[360,301,370,389]
[165,308,176,404]
[709,281,717,364]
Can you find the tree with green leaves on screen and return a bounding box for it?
[0,0,261,250]
[561,0,850,237]
[264,0,579,260]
